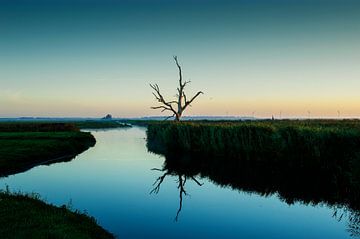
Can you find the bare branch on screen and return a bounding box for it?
[150,172,170,194]
[190,176,204,186]
[183,92,187,107]
[151,106,171,110]
[151,168,165,171]
[164,114,175,121]
[173,56,183,86]
[175,175,188,222]
[183,91,204,111]
[150,83,177,115]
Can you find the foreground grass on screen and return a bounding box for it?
[0,190,114,239]
[0,123,114,238]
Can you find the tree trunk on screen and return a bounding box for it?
[175,113,181,121]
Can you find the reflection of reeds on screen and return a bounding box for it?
[333,207,360,238]
[147,120,360,210]
[149,142,360,233]
[147,121,360,236]
[348,210,360,238]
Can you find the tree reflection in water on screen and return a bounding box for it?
[150,162,203,221]
[148,148,359,236]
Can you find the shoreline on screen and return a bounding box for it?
[0,123,115,238]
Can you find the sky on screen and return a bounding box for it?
[1,0,360,118]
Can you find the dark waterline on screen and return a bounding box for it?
[0,127,354,238]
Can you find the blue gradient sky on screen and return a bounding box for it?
[1,0,360,118]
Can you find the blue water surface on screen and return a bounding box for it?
[0,127,352,238]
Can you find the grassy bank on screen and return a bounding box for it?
[0,130,96,177]
[0,123,114,238]
[0,120,131,130]
[147,120,360,169]
[0,120,127,176]
[0,122,79,132]
[0,190,114,239]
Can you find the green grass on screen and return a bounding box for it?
[0,190,114,239]
[147,119,360,212]
[0,120,131,130]
[147,120,360,169]
[0,121,128,176]
[0,123,114,238]
[0,122,79,132]
[0,131,96,177]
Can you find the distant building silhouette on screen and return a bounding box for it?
[102,114,112,120]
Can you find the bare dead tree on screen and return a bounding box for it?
[150,56,203,121]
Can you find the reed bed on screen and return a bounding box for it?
[147,120,360,169]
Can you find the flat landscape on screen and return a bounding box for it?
[1,0,360,238]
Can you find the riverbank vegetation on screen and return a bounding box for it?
[0,123,96,177]
[147,120,360,166]
[147,120,360,201]
[0,120,131,130]
[0,120,130,176]
[0,122,114,238]
[0,189,114,239]
[147,120,360,232]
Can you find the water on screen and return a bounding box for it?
[0,127,355,238]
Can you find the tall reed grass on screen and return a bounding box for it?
[147,120,360,169]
